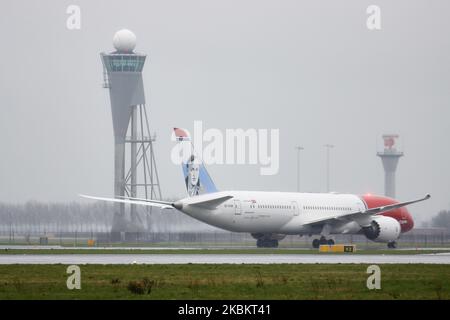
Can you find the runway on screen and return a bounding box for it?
[0,245,263,251]
[2,245,449,251]
[1,253,450,264]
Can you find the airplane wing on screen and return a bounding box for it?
[79,194,174,209]
[303,194,431,227]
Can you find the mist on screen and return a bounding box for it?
[0,1,449,226]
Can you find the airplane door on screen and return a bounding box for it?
[291,201,300,216]
[234,200,242,215]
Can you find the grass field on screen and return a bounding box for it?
[0,248,449,255]
[0,264,449,299]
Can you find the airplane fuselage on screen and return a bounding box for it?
[179,191,414,236]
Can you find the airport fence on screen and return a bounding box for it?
[2,202,448,249]
[0,228,449,249]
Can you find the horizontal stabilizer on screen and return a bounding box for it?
[183,193,233,209]
[79,194,174,209]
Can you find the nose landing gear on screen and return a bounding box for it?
[312,236,335,248]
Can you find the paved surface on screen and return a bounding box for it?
[2,245,450,251]
[1,253,450,264]
[0,245,262,250]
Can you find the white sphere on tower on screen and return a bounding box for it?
[113,29,137,53]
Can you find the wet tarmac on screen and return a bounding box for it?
[1,253,449,264]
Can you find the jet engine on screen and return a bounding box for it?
[362,216,401,243]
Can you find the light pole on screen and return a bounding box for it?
[295,146,304,192]
[324,144,334,192]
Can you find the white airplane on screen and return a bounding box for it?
[81,128,430,249]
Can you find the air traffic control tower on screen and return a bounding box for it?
[377,134,403,199]
[100,29,161,238]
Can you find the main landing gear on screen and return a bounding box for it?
[312,236,334,249]
[256,239,279,248]
[387,241,397,249]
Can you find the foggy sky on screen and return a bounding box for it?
[0,0,449,225]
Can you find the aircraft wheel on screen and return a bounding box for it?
[312,239,320,248]
[387,241,397,249]
[327,239,335,245]
[256,239,263,248]
[271,240,279,248]
[319,236,328,245]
